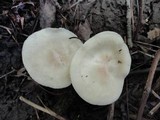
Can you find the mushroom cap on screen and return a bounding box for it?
[70,31,131,105]
[22,28,83,89]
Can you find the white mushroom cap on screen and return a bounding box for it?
[22,28,83,89]
[70,31,131,105]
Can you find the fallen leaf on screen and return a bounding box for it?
[147,28,160,40]
[76,19,92,41]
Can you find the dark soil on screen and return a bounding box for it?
[0,0,160,120]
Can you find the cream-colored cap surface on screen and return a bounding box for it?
[22,28,83,89]
[70,31,131,105]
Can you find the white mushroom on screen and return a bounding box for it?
[70,31,131,105]
[22,28,83,89]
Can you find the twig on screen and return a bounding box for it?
[0,25,19,45]
[137,44,157,53]
[131,63,146,71]
[107,103,115,120]
[136,0,139,17]
[0,69,16,79]
[137,49,160,120]
[131,51,138,55]
[134,0,144,40]
[50,0,61,9]
[149,102,160,115]
[19,96,66,120]
[139,0,144,24]
[153,76,160,91]
[32,17,39,33]
[151,90,160,100]
[131,0,135,32]
[37,95,51,110]
[126,0,133,48]
[138,50,154,58]
[135,41,160,49]
[34,108,40,120]
[69,0,83,9]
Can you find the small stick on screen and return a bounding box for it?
[50,0,61,9]
[131,0,135,32]
[107,103,115,120]
[37,95,48,109]
[126,0,133,48]
[34,108,40,120]
[153,76,160,91]
[135,41,160,49]
[139,0,144,24]
[131,63,146,71]
[0,25,19,45]
[137,49,160,120]
[137,44,157,53]
[0,69,16,79]
[149,102,160,115]
[136,0,139,17]
[134,0,144,40]
[151,90,160,100]
[32,17,39,33]
[19,96,66,120]
[69,0,83,9]
[138,50,154,58]
[131,51,138,55]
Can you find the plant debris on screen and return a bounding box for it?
[147,28,160,40]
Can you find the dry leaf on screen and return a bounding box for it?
[77,19,92,41]
[147,28,160,40]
